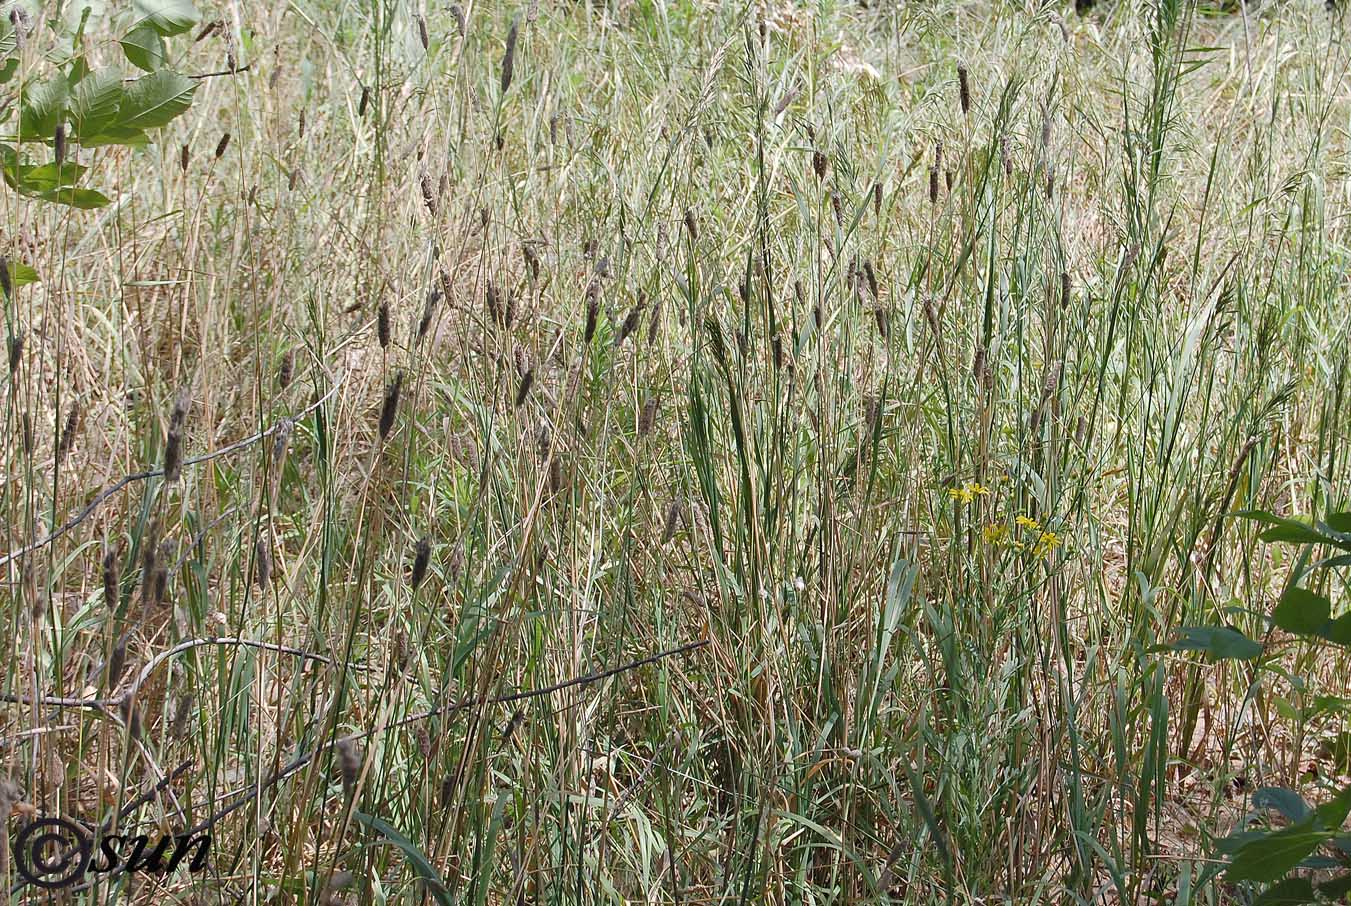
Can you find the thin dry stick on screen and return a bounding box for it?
[180,639,709,838]
[0,373,345,568]
[1,638,337,709]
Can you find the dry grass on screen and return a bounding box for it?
[4,0,1351,903]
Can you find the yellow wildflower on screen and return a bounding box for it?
[982,524,1011,546]
[1033,531,1062,557]
[948,482,991,505]
[1015,515,1040,531]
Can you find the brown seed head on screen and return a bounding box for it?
[420,172,438,215]
[417,290,439,345]
[514,369,534,408]
[107,634,128,692]
[583,297,598,345]
[660,500,682,545]
[501,20,518,95]
[615,302,643,348]
[863,260,878,299]
[336,738,362,792]
[278,348,295,389]
[254,535,272,588]
[378,372,403,440]
[377,302,391,349]
[411,537,431,590]
[214,132,231,159]
[957,64,971,115]
[103,547,120,610]
[164,427,182,483]
[56,401,82,462]
[638,397,658,436]
[7,331,22,375]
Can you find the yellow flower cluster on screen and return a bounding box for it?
[947,482,990,504]
[984,515,1064,557]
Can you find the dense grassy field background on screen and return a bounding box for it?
[3,0,1351,901]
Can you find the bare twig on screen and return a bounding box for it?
[0,374,344,568]
[189,62,254,79]
[181,638,710,838]
[17,639,709,898]
[0,638,336,709]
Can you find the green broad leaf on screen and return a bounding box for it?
[1253,878,1316,906]
[1169,626,1263,660]
[37,186,110,208]
[70,70,125,140]
[18,75,70,142]
[1217,829,1267,854]
[351,812,452,906]
[1309,784,1351,830]
[1253,788,1310,823]
[116,69,196,131]
[0,260,39,298]
[120,22,165,72]
[1319,872,1351,898]
[0,59,17,86]
[1323,613,1351,646]
[1274,587,1332,636]
[133,0,200,36]
[1233,511,1331,545]
[77,126,150,148]
[1311,695,1351,717]
[11,161,88,191]
[1327,512,1351,534]
[1225,829,1332,882]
